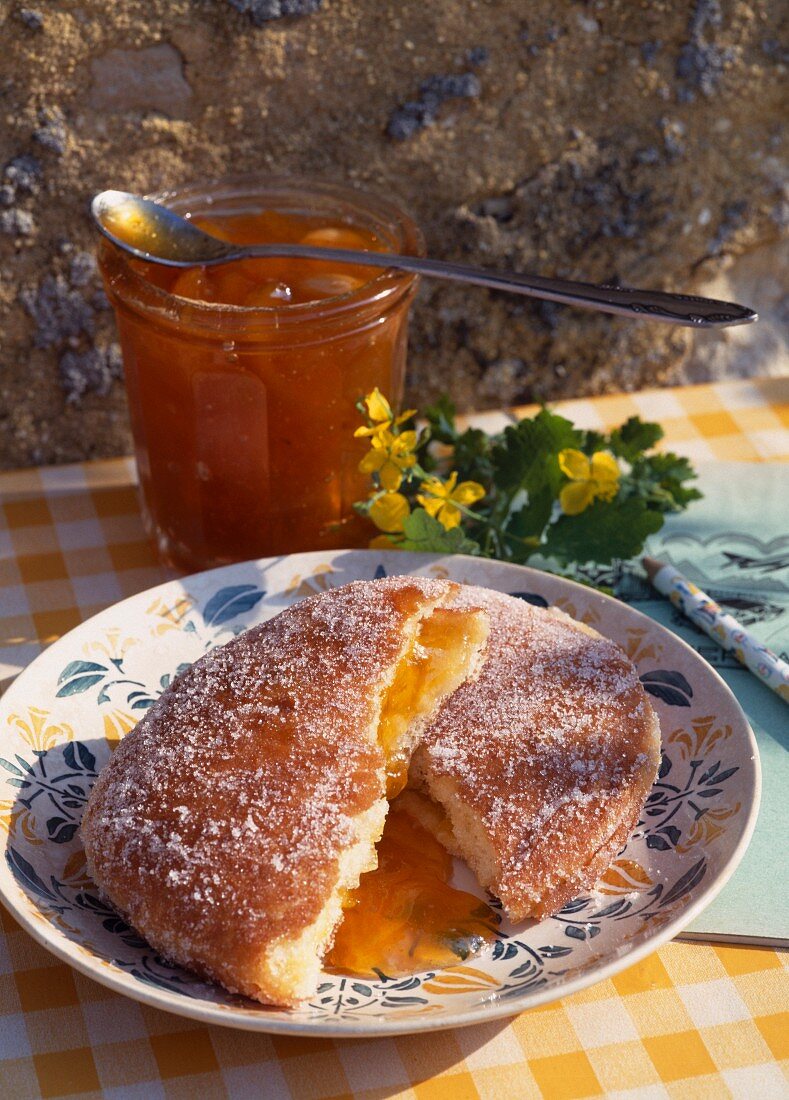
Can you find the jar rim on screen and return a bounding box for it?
[100,174,425,333]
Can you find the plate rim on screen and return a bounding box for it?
[0,549,762,1037]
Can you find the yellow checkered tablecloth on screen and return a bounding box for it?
[0,378,787,1099]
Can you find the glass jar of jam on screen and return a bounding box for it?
[98,176,424,572]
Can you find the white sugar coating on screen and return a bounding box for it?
[80,575,462,984]
[411,586,662,919]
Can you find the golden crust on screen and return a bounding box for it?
[81,575,481,1005]
[410,586,661,920]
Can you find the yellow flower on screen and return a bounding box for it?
[558,449,620,515]
[417,471,485,530]
[354,388,417,439]
[359,429,417,491]
[369,491,410,533]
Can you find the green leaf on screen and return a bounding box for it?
[543,498,664,565]
[419,397,494,481]
[607,416,664,461]
[506,486,555,542]
[423,395,458,442]
[491,408,580,493]
[452,427,495,484]
[580,429,607,455]
[628,451,702,511]
[399,509,481,555]
[669,484,703,508]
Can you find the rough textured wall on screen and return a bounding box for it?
[0,0,786,468]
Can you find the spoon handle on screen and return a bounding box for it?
[233,244,756,328]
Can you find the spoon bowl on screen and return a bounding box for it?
[92,190,235,266]
[91,190,758,328]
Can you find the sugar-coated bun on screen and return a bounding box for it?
[410,586,661,920]
[81,576,489,1006]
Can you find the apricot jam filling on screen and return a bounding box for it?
[327,803,499,978]
[377,607,488,799]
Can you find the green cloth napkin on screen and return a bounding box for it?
[626,461,788,945]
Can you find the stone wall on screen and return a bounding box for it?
[1,0,786,468]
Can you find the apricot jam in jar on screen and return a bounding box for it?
[98,176,424,571]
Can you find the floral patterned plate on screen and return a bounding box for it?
[0,550,760,1036]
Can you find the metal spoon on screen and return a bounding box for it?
[91,190,757,328]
